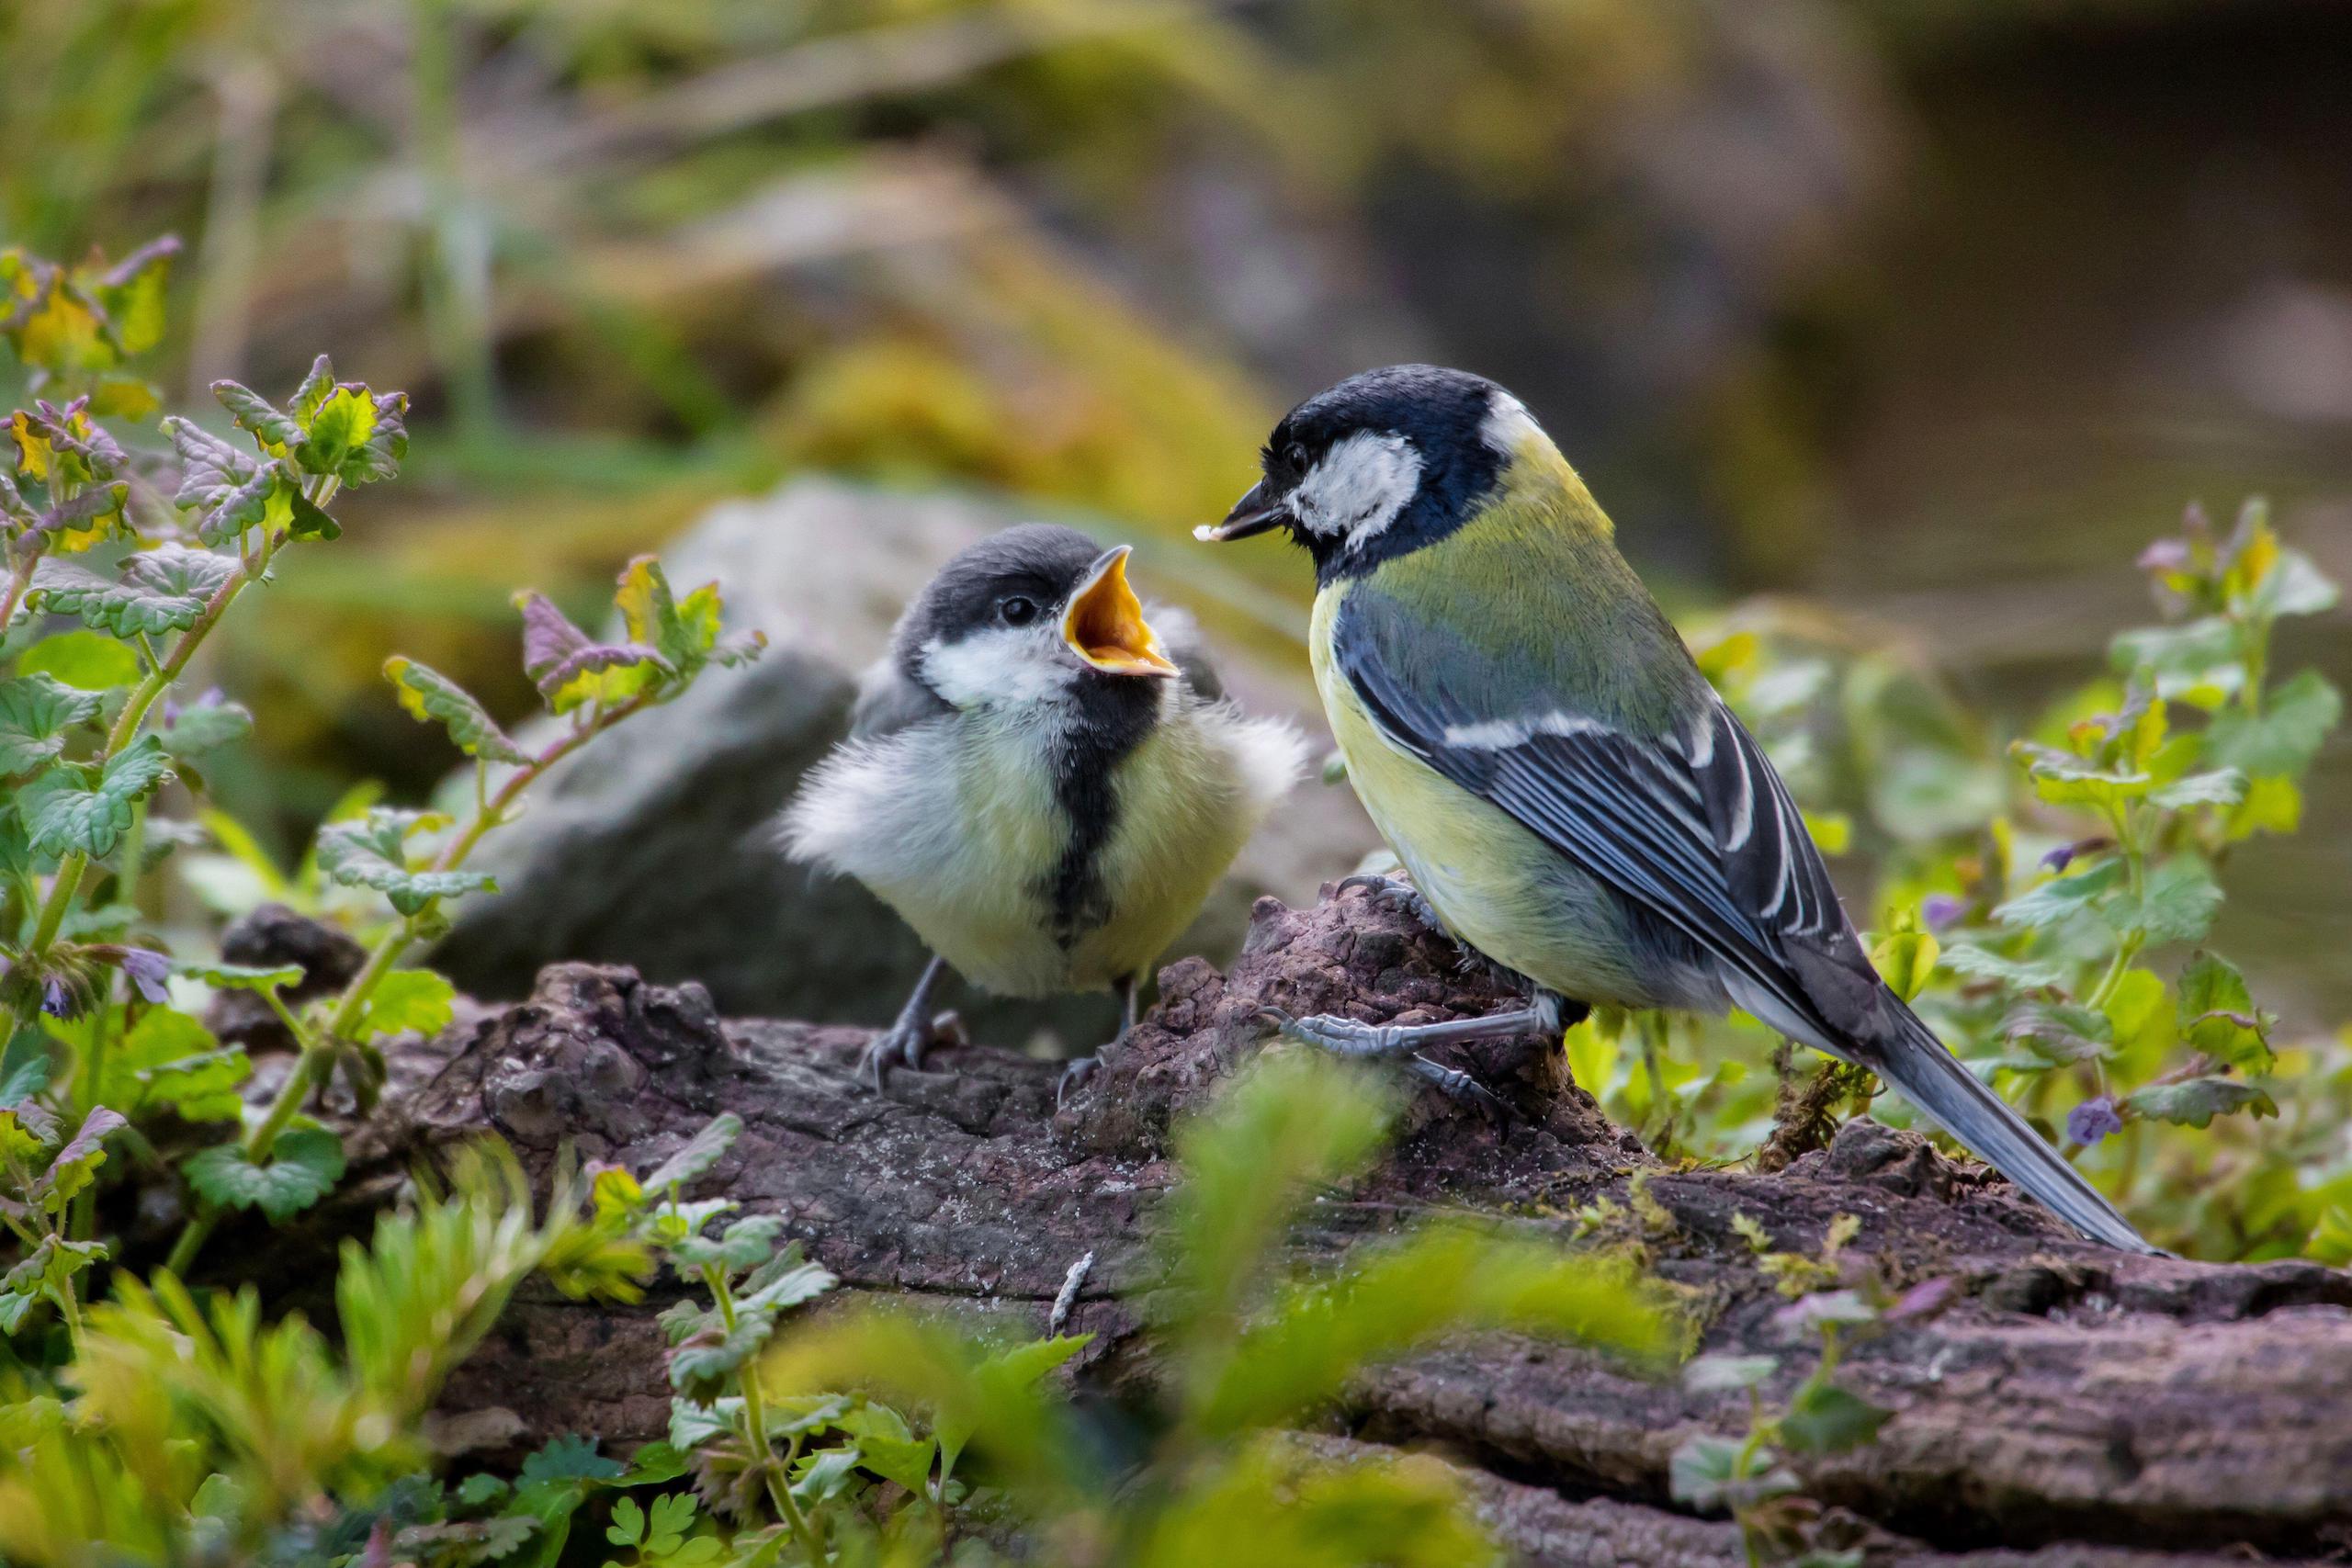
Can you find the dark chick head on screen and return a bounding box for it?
[1198,365,1548,581]
[895,524,1177,708]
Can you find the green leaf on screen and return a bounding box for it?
[136,1045,250,1122]
[31,546,235,637]
[212,379,302,453]
[1781,1377,1894,1455]
[736,1247,836,1315]
[2250,547,2339,618]
[2175,952,2273,1073]
[1992,859,2125,931]
[2110,617,2243,704]
[1869,926,1939,1003]
[2208,671,2341,779]
[2104,859,2222,945]
[519,1434,627,1485]
[1938,943,2067,990]
[1669,1434,1796,1513]
[181,1124,345,1220]
[0,1234,107,1304]
[667,1310,776,1404]
[605,1496,646,1549]
[16,629,140,690]
[317,807,495,917]
[639,1113,741,1194]
[20,735,175,858]
[2146,768,2246,811]
[669,1214,782,1274]
[384,657,527,762]
[31,1106,125,1212]
[2124,1076,2277,1129]
[352,968,458,1042]
[162,415,261,513]
[295,383,410,486]
[514,591,671,715]
[0,673,102,779]
[158,696,254,760]
[834,1402,935,1495]
[2002,1000,2113,1067]
[787,1448,862,1507]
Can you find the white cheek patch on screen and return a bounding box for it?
[1292,431,1423,549]
[918,625,1073,707]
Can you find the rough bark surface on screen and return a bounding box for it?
[217,886,2352,1567]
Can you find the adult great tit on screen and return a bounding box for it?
[1199,364,2158,1255]
[784,524,1306,1096]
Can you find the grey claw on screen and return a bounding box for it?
[1056,1055,1100,1109]
[1408,1054,1513,1122]
[1336,873,1443,933]
[859,1014,952,1092]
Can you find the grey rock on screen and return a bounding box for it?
[431,477,1375,1054]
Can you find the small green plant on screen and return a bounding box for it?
[1672,1276,1952,1567]
[0,232,762,1324]
[0,1142,651,1563]
[1563,500,2345,1258]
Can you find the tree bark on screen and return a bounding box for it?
[219,886,2352,1567]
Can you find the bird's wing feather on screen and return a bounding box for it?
[1331,587,1855,1038]
[849,659,952,740]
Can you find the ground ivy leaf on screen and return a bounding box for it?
[33,545,235,637]
[1780,1378,1894,1455]
[2175,952,2274,1072]
[0,673,102,779]
[2208,670,2342,780]
[33,1106,126,1212]
[736,1247,836,1315]
[352,968,458,1041]
[1992,859,2125,931]
[16,630,141,690]
[316,808,495,917]
[160,694,254,760]
[383,656,527,762]
[2002,1000,2114,1067]
[1669,1433,1797,1513]
[668,1311,776,1404]
[1,1234,107,1303]
[1938,942,2067,990]
[2124,1076,2277,1129]
[175,958,302,992]
[1683,1353,1779,1393]
[138,1046,251,1123]
[520,1434,626,1485]
[640,1114,741,1194]
[2104,859,2223,944]
[181,1124,345,1220]
[211,379,301,454]
[162,415,261,512]
[2147,768,2246,811]
[21,735,175,858]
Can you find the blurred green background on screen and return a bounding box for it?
[4,0,2346,1019]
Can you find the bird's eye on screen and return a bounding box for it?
[998,595,1038,626]
[1284,441,1309,471]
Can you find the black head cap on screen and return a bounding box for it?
[893,523,1104,673]
[1213,366,1515,582]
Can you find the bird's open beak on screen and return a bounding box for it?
[1064,547,1179,678]
[1193,479,1290,543]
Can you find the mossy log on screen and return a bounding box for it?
[210,889,2352,1567]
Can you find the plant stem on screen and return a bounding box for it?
[710,1266,820,1559]
[0,553,34,640]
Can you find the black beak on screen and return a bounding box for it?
[1193,479,1290,544]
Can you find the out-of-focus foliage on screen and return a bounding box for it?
[1565,500,2346,1261]
[745,1053,1679,1566]
[0,1143,651,1565]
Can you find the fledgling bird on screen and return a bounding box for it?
[783,524,1306,1095]
[1197,364,2159,1255]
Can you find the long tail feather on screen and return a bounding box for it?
[1865,995,2165,1256]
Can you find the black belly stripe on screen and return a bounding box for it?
[1044,679,1161,950]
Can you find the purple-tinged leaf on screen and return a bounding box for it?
[211,378,300,453]
[32,1105,126,1212]
[163,415,261,512]
[1883,1277,1957,1323]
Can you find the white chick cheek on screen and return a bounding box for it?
[917,624,1077,707]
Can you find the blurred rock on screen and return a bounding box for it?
[205,903,368,1056]
[429,478,1375,1049]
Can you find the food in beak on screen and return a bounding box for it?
[1193,479,1289,543]
[1064,547,1179,677]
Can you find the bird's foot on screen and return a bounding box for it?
[1055,1055,1099,1109]
[857,1009,967,1091]
[1258,1006,1511,1119]
[1335,872,1444,934]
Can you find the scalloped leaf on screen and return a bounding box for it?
[640,1113,741,1194]
[2125,1076,2277,1129]
[20,735,175,858]
[351,968,457,1042]
[211,378,302,454]
[163,415,261,512]
[316,807,495,917]
[383,656,526,762]
[0,673,102,779]
[32,1106,125,1213]
[32,545,235,637]
[181,1124,345,1220]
